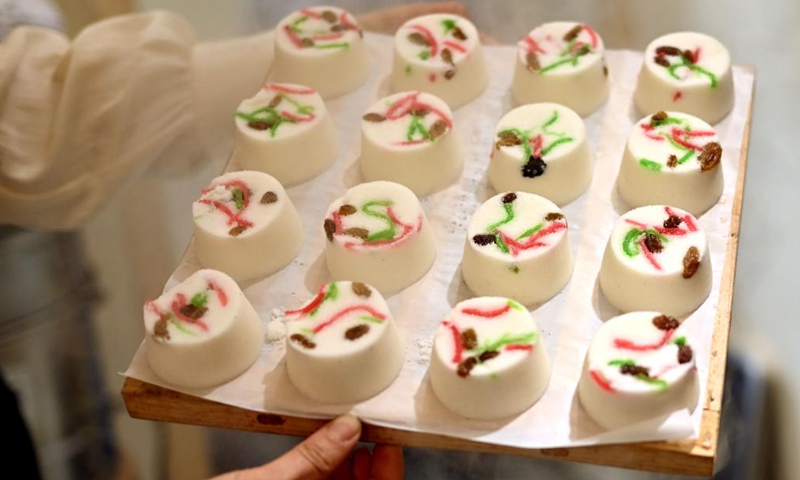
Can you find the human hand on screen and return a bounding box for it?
[209,415,404,480]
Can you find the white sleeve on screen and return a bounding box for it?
[0,10,274,229]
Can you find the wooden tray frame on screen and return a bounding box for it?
[122,68,754,477]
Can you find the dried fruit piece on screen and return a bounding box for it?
[456,356,477,377]
[682,246,700,279]
[441,48,454,66]
[268,94,283,109]
[444,69,456,80]
[428,120,447,139]
[678,344,694,364]
[324,219,336,242]
[650,111,668,124]
[338,204,357,216]
[351,282,371,298]
[563,24,583,42]
[331,24,348,32]
[683,49,694,63]
[502,192,517,204]
[496,131,522,148]
[656,45,682,56]
[663,215,683,229]
[460,328,478,350]
[180,304,208,319]
[301,37,315,48]
[653,314,680,330]
[603,64,608,76]
[698,142,722,172]
[343,227,369,240]
[545,212,564,221]
[452,26,467,40]
[667,154,679,169]
[407,32,429,46]
[478,350,500,363]
[248,121,272,131]
[620,364,650,377]
[525,51,540,72]
[261,191,278,204]
[153,317,170,341]
[654,56,671,67]
[229,225,247,237]
[363,112,386,122]
[321,10,337,23]
[472,234,496,246]
[290,333,316,349]
[411,108,430,117]
[643,233,663,253]
[345,324,370,340]
[521,156,547,178]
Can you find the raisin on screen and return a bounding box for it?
[444,69,456,80]
[603,64,608,76]
[351,282,371,298]
[452,26,467,41]
[441,48,454,66]
[301,37,315,48]
[248,121,272,131]
[343,227,369,240]
[331,24,348,32]
[407,32,429,46]
[678,344,694,364]
[525,51,540,72]
[545,212,564,221]
[683,49,694,63]
[656,45,682,56]
[338,204,357,216]
[643,233,663,253]
[502,192,517,204]
[411,108,430,117]
[653,314,680,330]
[667,154,679,169]
[682,246,700,279]
[429,120,447,139]
[229,225,247,237]
[290,334,316,349]
[260,191,278,204]
[654,56,670,67]
[698,142,722,172]
[521,156,547,178]
[457,357,477,377]
[496,131,522,148]
[478,350,500,363]
[268,94,283,109]
[153,316,170,341]
[345,324,370,340]
[651,111,668,124]
[363,112,386,122]
[179,304,208,319]
[321,10,337,23]
[472,234,496,246]
[663,215,683,228]
[563,24,583,41]
[460,328,478,350]
[324,219,336,242]
[620,364,650,377]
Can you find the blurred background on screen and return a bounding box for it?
[1,0,797,479]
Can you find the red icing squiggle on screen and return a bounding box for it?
[312,305,386,333]
[265,83,316,95]
[523,36,545,54]
[590,370,614,392]
[283,25,305,48]
[443,321,463,363]
[198,180,254,229]
[498,221,567,257]
[505,344,534,352]
[410,24,438,56]
[442,40,467,53]
[614,329,675,351]
[286,284,326,316]
[461,304,511,318]
[208,282,228,307]
[664,206,697,232]
[639,238,662,271]
[640,124,665,142]
[582,24,599,48]
[280,110,315,123]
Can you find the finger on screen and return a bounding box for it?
[253,415,362,480]
[351,446,372,480]
[368,445,404,480]
[356,2,470,35]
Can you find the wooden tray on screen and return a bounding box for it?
[122,69,754,478]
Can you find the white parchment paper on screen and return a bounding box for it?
[124,34,754,449]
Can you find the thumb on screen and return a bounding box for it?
[256,415,362,480]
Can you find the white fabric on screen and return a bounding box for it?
[0,11,273,229]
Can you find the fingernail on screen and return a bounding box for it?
[329,415,361,442]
